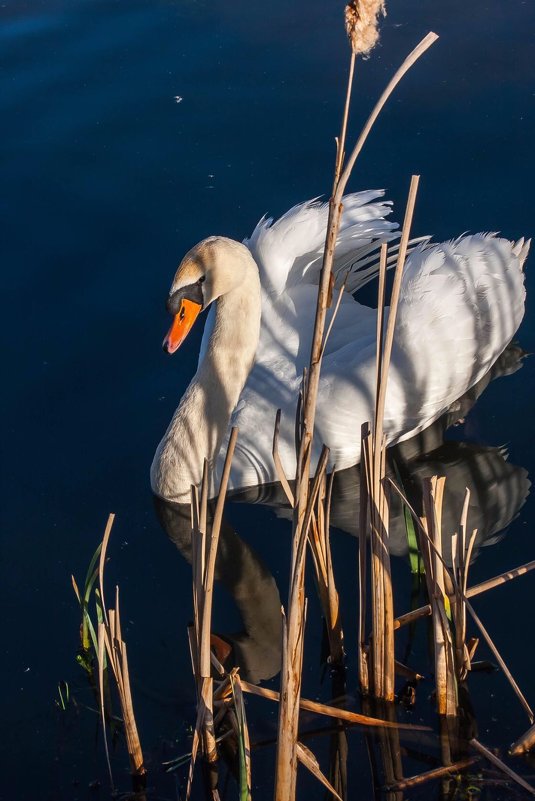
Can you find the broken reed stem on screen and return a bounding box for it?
[96,515,146,786]
[394,558,535,630]
[338,33,438,191]
[470,739,535,797]
[510,722,535,757]
[199,427,238,678]
[388,477,534,723]
[334,51,356,186]
[364,176,419,702]
[186,429,239,800]
[309,472,345,667]
[241,681,429,731]
[383,757,478,791]
[358,423,370,694]
[297,741,343,801]
[421,476,458,717]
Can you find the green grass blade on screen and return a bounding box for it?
[393,460,424,575]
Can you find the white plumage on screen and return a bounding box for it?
[151,191,528,502]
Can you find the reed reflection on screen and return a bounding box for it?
[154,345,529,687]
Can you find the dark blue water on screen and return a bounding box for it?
[2,0,535,798]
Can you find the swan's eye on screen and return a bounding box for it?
[198,276,205,284]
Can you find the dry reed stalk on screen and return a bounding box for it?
[95,514,146,789]
[296,741,344,801]
[274,30,437,801]
[420,476,458,717]
[308,468,344,667]
[393,558,535,630]
[358,423,370,694]
[241,680,430,731]
[510,722,535,756]
[186,429,239,800]
[383,757,477,791]
[362,177,419,702]
[451,489,478,681]
[470,739,535,797]
[388,477,534,723]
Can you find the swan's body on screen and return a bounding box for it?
[151,191,528,503]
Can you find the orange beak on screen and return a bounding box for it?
[163,298,202,354]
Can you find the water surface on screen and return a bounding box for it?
[2,0,535,798]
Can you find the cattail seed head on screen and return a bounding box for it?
[345,0,386,57]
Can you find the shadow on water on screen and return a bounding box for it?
[152,344,531,799]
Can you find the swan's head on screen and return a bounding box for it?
[163,236,252,354]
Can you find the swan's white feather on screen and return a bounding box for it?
[218,200,527,492]
[244,190,398,296]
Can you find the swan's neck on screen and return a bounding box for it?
[151,256,261,502]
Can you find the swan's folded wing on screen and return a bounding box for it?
[315,233,527,469]
[244,191,398,297]
[223,232,527,491]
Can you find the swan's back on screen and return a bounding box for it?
[219,194,528,491]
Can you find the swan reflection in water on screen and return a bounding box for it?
[153,344,530,685]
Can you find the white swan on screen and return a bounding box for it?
[151,190,528,503]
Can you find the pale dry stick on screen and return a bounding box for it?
[371,178,419,701]
[388,477,534,723]
[470,739,535,797]
[368,434,389,698]
[241,681,430,731]
[358,422,370,694]
[95,515,146,787]
[374,243,388,411]
[297,34,439,503]
[113,601,145,777]
[323,469,344,666]
[272,409,295,507]
[294,34,439,537]
[100,601,145,779]
[199,428,238,679]
[98,512,115,627]
[189,431,239,799]
[367,224,405,699]
[320,270,350,361]
[375,176,420,436]
[421,476,457,717]
[510,722,535,757]
[190,484,202,673]
[296,741,343,801]
[383,757,478,791]
[191,464,219,790]
[337,33,438,191]
[334,51,356,186]
[97,621,114,790]
[451,489,478,680]
[367,245,388,700]
[308,471,344,666]
[290,445,331,602]
[394,559,535,630]
[464,598,534,723]
[275,33,438,801]
[275,443,326,795]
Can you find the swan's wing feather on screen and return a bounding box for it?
[314,233,527,470]
[224,232,527,491]
[244,191,398,297]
